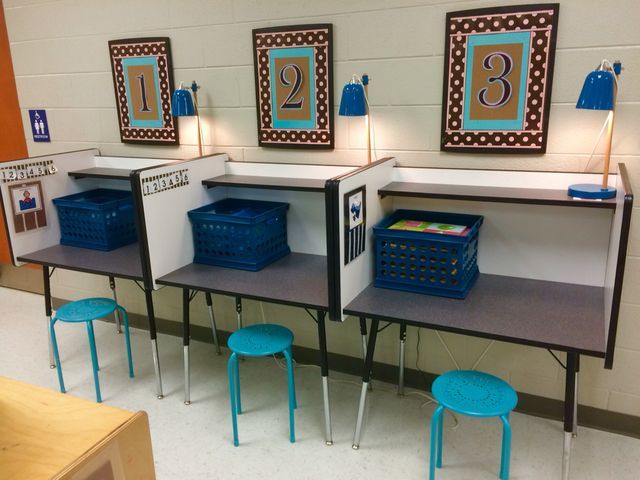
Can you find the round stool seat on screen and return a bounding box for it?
[432,370,517,418]
[228,324,293,357]
[55,298,117,323]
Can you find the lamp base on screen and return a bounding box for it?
[568,183,616,200]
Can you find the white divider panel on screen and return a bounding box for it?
[95,156,174,170]
[392,167,613,190]
[223,187,327,255]
[139,154,228,288]
[338,158,397,317]
[226,162,353,179]
[392,195,612,286]
[0,149,98,265]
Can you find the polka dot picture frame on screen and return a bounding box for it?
[108,37,179,146]
[252,24,334,149]
[441,4,560,154]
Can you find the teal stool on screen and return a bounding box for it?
[50,298,134,403]
[227,323,297,446]
[430,370,518,480]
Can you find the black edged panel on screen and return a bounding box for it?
[604,163,634,369]
[324,177,341,321]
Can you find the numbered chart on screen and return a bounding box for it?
[1,160,57,183]
[142,168,189,196]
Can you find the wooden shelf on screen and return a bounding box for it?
[203,174,326,192]
[379,181,617,209]
[344,274,606,356]
[0,377,155,480]
[68,167,132,180]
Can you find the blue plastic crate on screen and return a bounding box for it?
[188,198,290,271]
[374,210,483,299]
[52,188,137,251]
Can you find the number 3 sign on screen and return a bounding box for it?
[253,24,334,149]
[108,38,179,146]
[441,4,559,153]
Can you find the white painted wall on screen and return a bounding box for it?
[3,0,640,417]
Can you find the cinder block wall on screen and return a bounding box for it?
[4,0,640,416]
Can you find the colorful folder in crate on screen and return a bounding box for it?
[388,219,470,236]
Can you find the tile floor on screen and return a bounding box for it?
[1,287,639,479]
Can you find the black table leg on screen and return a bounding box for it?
[353,317,380,450]
[144,288,163,399]
[573,354,580,438]
[398,322,407,396]
[359,317,368,361]
[235,296,242,330]
[562,352,578,480]
[359,317,373,391]
[42,266,55,369]
[317,310,333,446]
[108,276,122,334]
[205,292,221,354]
[183,288,191,405]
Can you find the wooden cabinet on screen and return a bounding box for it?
[0,376,155,479]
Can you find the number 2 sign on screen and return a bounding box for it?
[253,24,334,149]
[109,37,179,146]
[441,4,559,153]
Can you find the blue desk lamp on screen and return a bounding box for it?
[568,60,622,200]
[339,74,372,164]
[172,81,203,157]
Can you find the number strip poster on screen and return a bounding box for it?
[252,24,334,149]
[440,4,559,154]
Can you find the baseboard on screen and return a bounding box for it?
[51,297,640,440]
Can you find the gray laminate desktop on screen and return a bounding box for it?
[17,243,143,280]
[156,252,328,309]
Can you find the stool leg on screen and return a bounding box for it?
[49,318,65,393]
[205,292,221,355]
[283,348,296,443]
[86,321,102,403]
[235,351,242,415]
[430,405,444,480]
[437,407,444,468]
[227,352,239,446]
[118,307,134,378]
[500,414,512,480]
[287,347,297,409]
[88,320,99,371]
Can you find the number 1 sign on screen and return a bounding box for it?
[441,4,559,153]
[252,24,334,149]
[108,38,179,146]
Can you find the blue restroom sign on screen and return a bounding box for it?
[28,109,50,142]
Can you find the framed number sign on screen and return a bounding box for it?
[108,37,179,146]
[252,24,334,149]
[441,4,560,153]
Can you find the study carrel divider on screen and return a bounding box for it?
[0,148,179,401]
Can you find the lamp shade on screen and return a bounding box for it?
[171,88,195,116]
[576,69,614,110]
[339,82,366,116]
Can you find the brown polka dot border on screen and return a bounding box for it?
[253,24,334,149]
[441,5,559,153]
[108,38,179,146]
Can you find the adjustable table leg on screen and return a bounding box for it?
[145,288,163,399]
[353,318,380,450]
